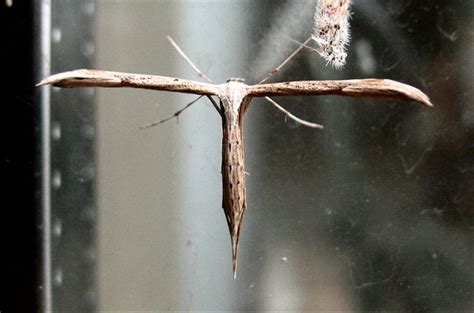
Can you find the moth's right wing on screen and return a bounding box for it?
[246,79,432,107]
[37,69,220,96]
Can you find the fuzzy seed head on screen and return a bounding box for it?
[312,0,352,69]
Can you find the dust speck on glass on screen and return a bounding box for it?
[45,0,472,311]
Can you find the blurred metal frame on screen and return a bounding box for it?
[36,0,97,311]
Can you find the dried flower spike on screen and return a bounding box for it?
[312,0,352,68]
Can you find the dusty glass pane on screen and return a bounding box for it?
[77,0,474,311]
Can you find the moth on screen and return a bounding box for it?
[38,36,432,279]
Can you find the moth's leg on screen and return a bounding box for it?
[265,96,323,129]
[140,95,204,129]
[207,96,222,117]
[258,36,312,84]
[167,36,214,84]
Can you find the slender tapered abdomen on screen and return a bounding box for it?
[218,81,251,279]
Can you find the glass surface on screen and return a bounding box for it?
[52,0,473,310]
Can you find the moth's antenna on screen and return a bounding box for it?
[167,35,214,84]
[286,36,319,54]
[167,36,222,115]
[166,36,222,116]
[140,95,204,129]
[258,36,312,85]
[265,97,323,129]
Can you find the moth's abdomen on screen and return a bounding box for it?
[222,123,246,227]
[218,82,251,278]
[221,117,246,279]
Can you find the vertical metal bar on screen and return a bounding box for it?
[48,1,97,311]
[35,1,97,311]
[35,0,52,311]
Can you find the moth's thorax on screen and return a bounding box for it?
[218,79,250,114]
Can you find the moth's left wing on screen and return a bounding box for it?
[246,79,432,107]
[37,69,220,96]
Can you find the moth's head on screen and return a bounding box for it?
[227,77,245,83]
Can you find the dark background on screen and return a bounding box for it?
[1,1,37,312]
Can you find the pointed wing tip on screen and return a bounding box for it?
[35,79,48,87]
[35,69,123,88]
[36,70,89,87]
[420,96,434,108]
[424,100,434,107]
[409,93,432,108]
[410,87,433,108]
[36,72,77,87]
[386,79,433,108]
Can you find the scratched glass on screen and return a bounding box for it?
[48,0,473,311]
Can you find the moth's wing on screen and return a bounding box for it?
[246,79,432,107]
[37,69,219,96]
